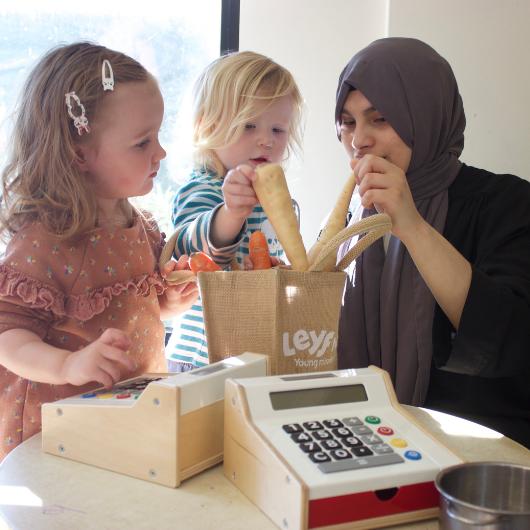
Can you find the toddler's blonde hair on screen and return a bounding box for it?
[192,50,303,177]
[0,42,150,240]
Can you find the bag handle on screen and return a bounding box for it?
[308,213,392,272]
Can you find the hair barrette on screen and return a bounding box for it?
[102,59,114,91]
[65,91,90,136]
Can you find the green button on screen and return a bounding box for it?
[365,415,381,424]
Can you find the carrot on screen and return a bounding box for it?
[249,231,272,270]
[189,252,222,273]
[253,164,309,271]
[307,170,357,271]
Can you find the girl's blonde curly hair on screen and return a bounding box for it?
[192,50,304,177]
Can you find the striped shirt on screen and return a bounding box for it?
[166,168,288,367]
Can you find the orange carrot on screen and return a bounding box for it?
[189,252,222,273]
[249,231,272,270]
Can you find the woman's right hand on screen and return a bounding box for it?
[353,155,424,243]
[60,328,135,388]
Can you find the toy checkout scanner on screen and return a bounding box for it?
[42,352,267,487]
[224,365,462,529]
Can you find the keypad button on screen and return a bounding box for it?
[351,425,373,435]
[299,442,321,453]
[330,449,352,460]
[342,436,363,448]
[390,438,408,448]
[312,430,333,440]
[318,453,405,474]
[291,432,312,443]
[282,423,303,434]
[364,415,381,424]
[321,439,342,450]
[371,443,394,454]
[331,427,352,438]
[323,419,343,428]
[404,450,422,461]
[303,421,324,431]
[352,446,374,457]
[377,426,394,436]
[310,451,331,463]
[342,416,363,426]
[359,434,383,445]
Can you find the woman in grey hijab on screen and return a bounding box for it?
[335,37,530,448]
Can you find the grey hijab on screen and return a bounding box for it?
[336,38,466,405]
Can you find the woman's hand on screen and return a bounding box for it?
[159,257,199,319]
[352,155,423,242]
[60,328,135,388]
[353,155,472,329]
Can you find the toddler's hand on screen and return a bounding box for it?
[222,164,259,221]
[60,328,135,388]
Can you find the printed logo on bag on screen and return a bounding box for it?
[282,329,337,369]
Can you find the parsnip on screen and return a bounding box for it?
[253,164,309,271]
[307,171,356,271]
[159,230,198,285]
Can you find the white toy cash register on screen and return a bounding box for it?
[42,352,267,487]
[224,365,462,529]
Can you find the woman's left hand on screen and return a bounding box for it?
[352,154,423,242]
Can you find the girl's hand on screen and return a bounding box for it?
[352,155,423,241]
[221,164,259,221]
[60,328,134,388]
[159,258,199,318]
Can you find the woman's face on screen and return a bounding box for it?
[339,90,412,173]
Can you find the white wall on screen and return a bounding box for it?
[387,0,530,179]
[240,0,530,245]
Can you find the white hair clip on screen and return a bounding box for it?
[102,59,114,91]
[65,91,90,135]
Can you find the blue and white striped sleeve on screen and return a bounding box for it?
[171,174,245,267]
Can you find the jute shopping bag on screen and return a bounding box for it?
[199,214,391,375]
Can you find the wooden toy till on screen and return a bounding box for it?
[224,365,462,529]
[42,353,267,487]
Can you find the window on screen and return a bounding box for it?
[0,0,232,236]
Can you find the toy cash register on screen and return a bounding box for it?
[224,365,462,529]
[42,352,267,487]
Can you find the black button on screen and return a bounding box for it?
[303,421,324,431]
[282,423,303,434]
[352,446,374,457]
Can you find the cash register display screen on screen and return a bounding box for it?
[269,384,368,410]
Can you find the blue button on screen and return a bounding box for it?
[81,392,97,398]
[404,450,422,460]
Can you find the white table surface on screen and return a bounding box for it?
[1,407,529,530]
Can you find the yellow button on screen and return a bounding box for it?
[391,438,408,448]
[96,393,115,399]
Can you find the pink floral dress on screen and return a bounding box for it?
[0,214,168,460]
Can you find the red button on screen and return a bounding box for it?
[377,426,394,436]
[116,393,131,399]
